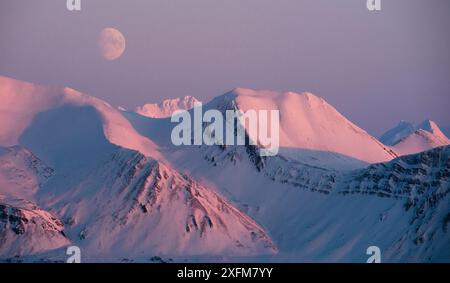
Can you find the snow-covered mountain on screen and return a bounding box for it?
[135,96,199,118]
[36,147,275,261]
[0,76,161,160]
[153,135,450,262]
[0,146,53,200]
[0,76,275,261]
[338,146,450,261]
[127,88,397,164]
[212,88,397,163]
[123,87,449,262]
[0,145,69,258]
[346,146,450,258]
[123,88,396,199]
[380,121,417,146]
[0,198,70,258]
[0,76,448,262]
[380,120,450,156]
[0,145,276,261]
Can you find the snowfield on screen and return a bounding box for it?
[380,120,450,156]
[0,76,448,262]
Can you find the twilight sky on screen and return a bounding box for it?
[0,0,449,136]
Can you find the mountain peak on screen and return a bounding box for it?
[135,96,200,118]
[380,121,417,146]
[204,88,396,163]
[380,119,450,155]
[417,119,447,138]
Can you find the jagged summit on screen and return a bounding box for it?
[380,119,450,155]
[135,96,200,118]
[0,76,275,260]
[1,76,448,262]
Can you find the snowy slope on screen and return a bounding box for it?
[0,146,276,261]
[340,146,450,261]
[393,130,449,156]
[0,76,448,262]
[123,88,395,198]
[417,120,449,140]
[123,89,449,262]
[234,88,397,163]
[0,76,161,159]
[125,88,397,166]
[207,88,397,163]
[0,146,53,200]
[135,96,199,118]
[0,145,67,258]
[0,198,70,258]
[165,142,450,262]
[0,76,276,261]
[124,89,398,197]
[34,148,276,261]
[380,120,450,156]
[380,121,417,146]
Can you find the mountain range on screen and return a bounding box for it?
[380,120,450,156]
[0,76,448,262]
[134,96,200,118]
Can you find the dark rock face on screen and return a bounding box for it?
[0,204,27,235]
[0,200,69,258]
[0,202,65,236]
[340,146,450,251]
[341,146,450,200]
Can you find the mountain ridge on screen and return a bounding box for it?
[0,76,448,262]
[380,119,450,156]
[135,96,200,118]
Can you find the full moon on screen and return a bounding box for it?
[98,27,126,61]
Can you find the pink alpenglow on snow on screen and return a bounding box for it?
[170,101,281,157]
[224,88,397,163]
[0,76,448,263]
[135,96,200,118]
[380,119,450,156]
[0,76,162,160]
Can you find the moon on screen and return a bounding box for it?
[98,28,126,61]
